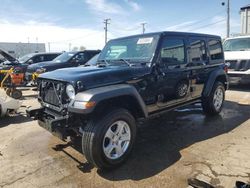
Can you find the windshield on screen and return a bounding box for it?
[18,54,33,63]
[223,38,250,51]
[98,35,160,63]
[53,52,76,63]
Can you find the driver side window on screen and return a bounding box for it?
[74,53,85,62]
[160,37,185,64]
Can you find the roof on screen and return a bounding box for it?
[224,35,250,41]
[241,4,250,10]
[113,31,221,41]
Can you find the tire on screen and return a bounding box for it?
[82,108,136,169]
[11,89,22,99]
[175,80,189,98]
[6,88,11,96]
[202,81,225,115]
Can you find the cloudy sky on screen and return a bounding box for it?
[0,0,248,51]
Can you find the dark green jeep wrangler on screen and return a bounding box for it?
[27,31,228,169]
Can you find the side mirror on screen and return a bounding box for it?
[27,59,33,64]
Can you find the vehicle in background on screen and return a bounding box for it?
[223,35,250,84]
[0,50,61,81]
[25,50,101,82]
[28,32,228,169]
[0,89,22,117]
[0,51,61,67]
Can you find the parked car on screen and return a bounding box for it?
[27,31,228,169]
[0,50,61,68]
[0,50,61,81]
[223,35,250,84]
[0,89,22,117]
[25,50,101,82]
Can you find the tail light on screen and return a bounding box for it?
[224,65,228,73]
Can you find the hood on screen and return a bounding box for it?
[0,49,17,62]
[39,65,151,90]
[0,49,19,66]
[224,51,250,60]
[27,60,69,73]
[27,61,56,72]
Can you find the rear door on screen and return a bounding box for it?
[187,37,208,98]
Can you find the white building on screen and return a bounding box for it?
[0,42,46,58]
[241,5,250,35]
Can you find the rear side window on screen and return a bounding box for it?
[160,38,185,64]
[208,39,223,61]
[189,39,207,63]
[44,54,59,61]
[33,55,45,63]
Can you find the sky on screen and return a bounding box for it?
[0,0,248,51]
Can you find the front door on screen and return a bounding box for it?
[156,35,191,108]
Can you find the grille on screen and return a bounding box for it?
[40,81,66,107]
[44,86,61,106]
[227,60,250,71]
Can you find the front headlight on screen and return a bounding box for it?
[66,84,75,100]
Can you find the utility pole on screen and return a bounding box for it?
[104,18,111,44]
[69,43,71,51]
[141,22,146,34]
[222,0,230,38]
[48,42,51,52]
[36,37,38,51]
[227,0,230,38]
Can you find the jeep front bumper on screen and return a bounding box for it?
[26,107,69,140]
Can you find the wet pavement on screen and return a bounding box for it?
[0,86,250,188]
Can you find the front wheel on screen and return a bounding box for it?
[202,81,225,115]
[82,108,136,169]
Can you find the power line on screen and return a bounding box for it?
[50,33,95,44]
[166,10,225,30]
[188,19,226,32]
[111,22,141,31]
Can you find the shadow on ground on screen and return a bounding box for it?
[228,84,250,92]
[0,112,32,128]
[52,100,250,181]
[98,100,250,180]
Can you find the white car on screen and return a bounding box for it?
[223,36,250,84]
[0,90,22,117]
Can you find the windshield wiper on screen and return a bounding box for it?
[96,59,110,66]
[110,59,136,67]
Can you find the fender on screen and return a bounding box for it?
[202,68,228,97]
[68,84,148,117]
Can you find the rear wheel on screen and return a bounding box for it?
[82,108,136,169]
[202,81,225,115]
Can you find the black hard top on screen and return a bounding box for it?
[112,31,221,41]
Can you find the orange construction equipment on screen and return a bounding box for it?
[0,68,24,99]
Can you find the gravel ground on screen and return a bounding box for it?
[0,86,249,188]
